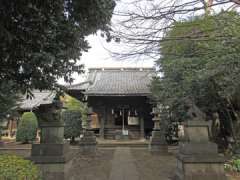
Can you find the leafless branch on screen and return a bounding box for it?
[108,0,240,60]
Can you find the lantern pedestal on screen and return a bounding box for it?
[79,107,97,154]
[79,130,97,154]
[149,130,168,153]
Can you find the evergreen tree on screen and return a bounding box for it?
[151,11,240,150]
[62,110,82,144]
[0,0,115,92]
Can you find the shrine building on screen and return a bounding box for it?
[67,67,156,139]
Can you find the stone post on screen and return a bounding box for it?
[79,107,97,154]
[175,120,227,180]
[149,106,168,153]
[30,101,71,180]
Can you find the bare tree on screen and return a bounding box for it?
[110,0,240,60]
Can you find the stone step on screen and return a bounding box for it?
[97,139,148,148]
[98,143,148,148]
[103,128,142,140]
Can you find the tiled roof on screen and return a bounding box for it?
[19,90,56,110]
[71,67,155,96]
[66,81,91,91]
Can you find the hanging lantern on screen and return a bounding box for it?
[120,110,122,116]
[111,109,114,115]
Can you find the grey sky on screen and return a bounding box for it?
[58,33,155,85]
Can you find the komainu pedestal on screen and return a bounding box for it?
[175,120,227,180]
[30,99,72,180]
[31,121,71,180]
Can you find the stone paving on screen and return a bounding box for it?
[109,148,140,180]
[1,142,238,180]
[68,147,177,180]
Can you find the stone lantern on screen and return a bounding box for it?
[79,107,97,154]
[149,105,168,153]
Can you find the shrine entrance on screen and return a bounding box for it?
[88,96,153,140]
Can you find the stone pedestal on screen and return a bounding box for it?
[79,107,97,154]
[175,120,227,180]
[31,121,70,180]
[149,106,168,154]
[149,130,168,153]
[79,130,97,154]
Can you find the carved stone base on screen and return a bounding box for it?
[79,131,97,154]
[36,163,71,180]
[175,120,227,180]
[149,130,168,154]
[30,143,71,180]
[175,153,226,180]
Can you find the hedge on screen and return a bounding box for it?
[0,154,41,180]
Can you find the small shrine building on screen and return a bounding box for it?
[67,67,156,139]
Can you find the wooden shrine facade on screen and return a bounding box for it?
[88,96,153,139]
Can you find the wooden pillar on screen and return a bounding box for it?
[140,117,145,139]
[8,120,13,138]
[100,107,106,139]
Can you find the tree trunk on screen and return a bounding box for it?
[70,136,75,144]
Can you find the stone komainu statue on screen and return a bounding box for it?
[184,97,206,121]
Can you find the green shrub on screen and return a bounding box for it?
[0,154,41,180]
[62,110,82,143]
[233,159,240,172]
[16,112,38,143]
[224,156,240,173]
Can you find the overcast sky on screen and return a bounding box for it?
[58,34,155,85]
